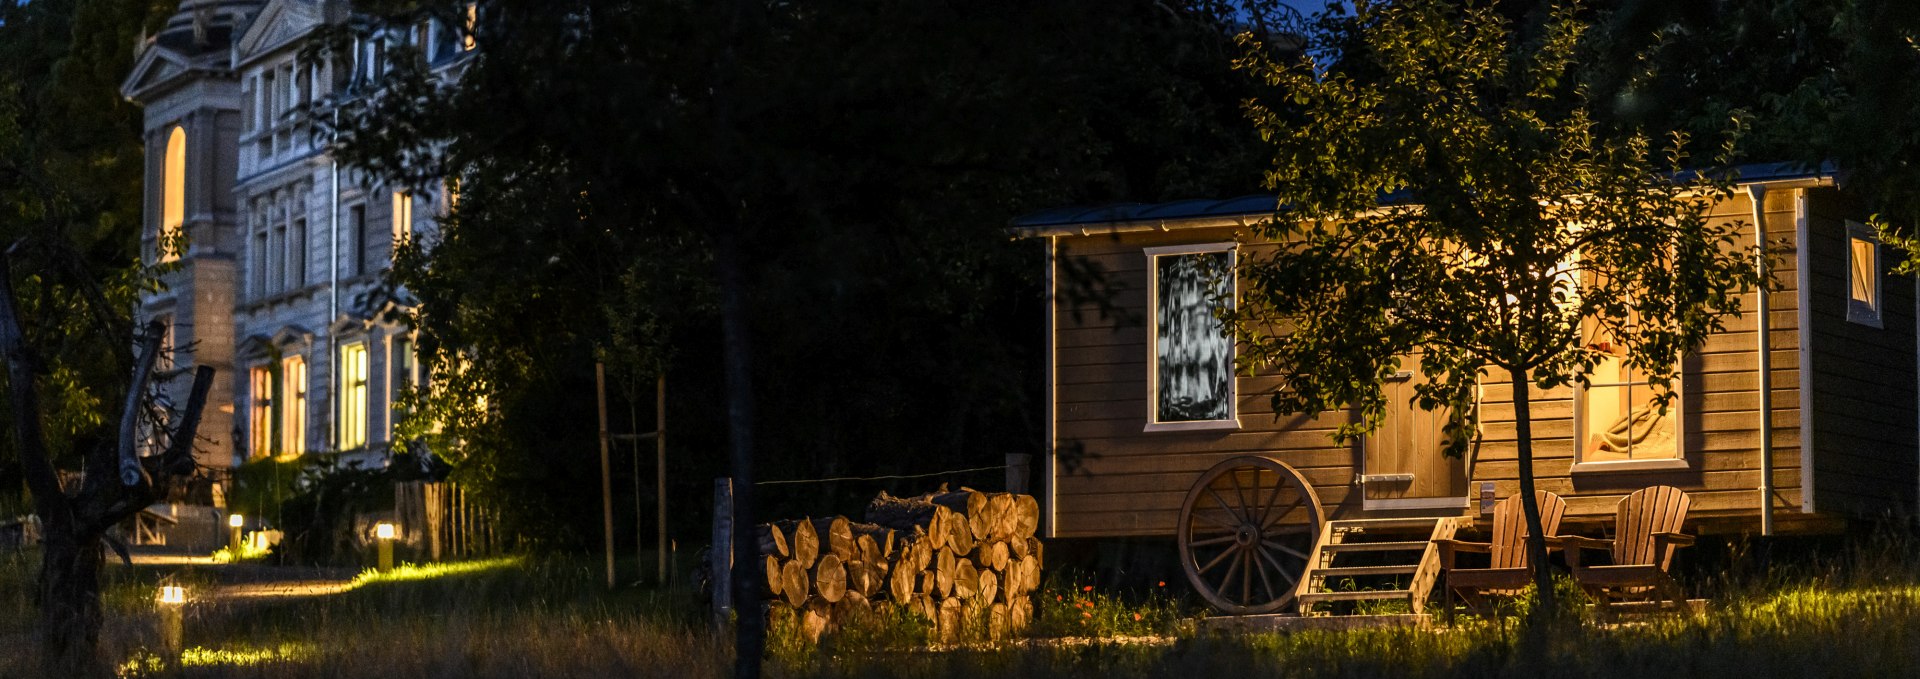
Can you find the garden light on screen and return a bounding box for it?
[375,522,397,572]
[228,513,244,528]
[227,514,244,556]
[157,585,185,660]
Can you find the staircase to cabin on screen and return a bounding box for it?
[1295,516,1466,616]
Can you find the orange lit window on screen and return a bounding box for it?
[161,127,186,261]
[281,355,307,456]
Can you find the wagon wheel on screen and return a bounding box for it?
[1177,455,1323,615]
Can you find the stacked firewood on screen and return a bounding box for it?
[757,486,1043,642]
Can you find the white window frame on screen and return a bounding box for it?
[1143,242,1240,432]
[1847,220,1883,328]
[1571,354,1689,473]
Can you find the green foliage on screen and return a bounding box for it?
[0,0,175,494]
[316,0,1285,547]
[1031,575,1188,638]
[269,458,396,566]
[1232,0,1759,453]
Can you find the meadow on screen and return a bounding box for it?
[2,531,1919,678]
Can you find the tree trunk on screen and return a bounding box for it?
[715,223,763,679]
[1509,367,1557,619]
[37,531,104,672]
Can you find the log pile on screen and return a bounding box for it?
[757,486,1043,642]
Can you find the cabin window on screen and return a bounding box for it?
[338,342,370,450]
[1143,243,1238,432]
[249,365,274,458]
[1572,309,1686,471]
[281,354,307,456]
[1847,220,1882,328]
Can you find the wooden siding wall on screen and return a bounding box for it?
[1053,227,1362,538]
[1472,191,1805,525]
[1806,190,1920,516]
[1050,191,1826,539]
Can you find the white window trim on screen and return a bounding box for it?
[1846,220,1883,328]
[1570,361,1689,473]
[1143,242,1240,433]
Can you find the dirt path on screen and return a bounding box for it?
[129,549,359,603]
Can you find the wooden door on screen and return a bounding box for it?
[1361,368,1468,509]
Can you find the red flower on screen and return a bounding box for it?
[1082,611,1092,619]
[1158,581,1166,587]
[1133,613,1142,621]
[1082,585,1093,592]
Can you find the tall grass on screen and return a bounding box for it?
[2,528,1920,677]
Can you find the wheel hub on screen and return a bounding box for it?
[1235,524,1257,546]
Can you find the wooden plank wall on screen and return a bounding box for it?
[1470,191,1806,525]
[1806,190,1920,516]
[1053,227,1364,538]
[1050,190,1829,538]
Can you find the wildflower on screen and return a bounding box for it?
[1056,595,1063,601]
[1082,612,1092,619]
[1132,613,1142,621]
[1158,581,1166,587]
[1083,585,1093,592]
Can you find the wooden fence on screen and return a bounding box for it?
[394,481,500,560]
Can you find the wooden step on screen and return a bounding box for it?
[1322,541,1430,553]
[1314,564,1419,577]
[1326,517,1448,530]
[1298,589,1413,604]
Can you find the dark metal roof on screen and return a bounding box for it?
[1009,161,1838,230]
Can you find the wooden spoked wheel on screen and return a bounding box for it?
[1177,455,1324,614]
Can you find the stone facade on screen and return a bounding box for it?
[121,0,468,475]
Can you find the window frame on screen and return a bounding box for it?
[280,354,307,456]
[1570,331,1690,473]
[249,364,275,459]
[1846,220,1883,328]
[337,341,371,450]
[1142,242,1240,433]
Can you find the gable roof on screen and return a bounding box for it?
[235,0,326,68]
[1009,161,1840,236]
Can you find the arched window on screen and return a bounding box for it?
[161,126,187,262]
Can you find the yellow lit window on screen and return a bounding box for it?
[392,190,413,248]
[249,366,274,458]
[281,355,307,456]
[464,4,477,50]
[338,342,369,449]
[1847,221,1882,327]
[161,126,187,262]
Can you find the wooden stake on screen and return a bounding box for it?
[596,362,615,589]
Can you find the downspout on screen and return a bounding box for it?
[1748,184,1775,537]
[329,106,341,453]
[1044,235,1058,538]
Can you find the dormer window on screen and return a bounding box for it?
[160,126,186,262]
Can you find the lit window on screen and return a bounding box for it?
[161,126,186,262]
[249,366,274,458]
[1847,220,1882,327]
[281,355,307,456]
[1574,308,1683,469]
[338,342,369,449]
[392,190,413,248]
[1143,243,1237,431]
[464,4,477,50]
[390,337,418,436]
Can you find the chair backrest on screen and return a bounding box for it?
[1489,490,1567,569]
[1611,485,1691,569]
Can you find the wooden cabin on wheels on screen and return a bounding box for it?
[1014,164,1919,616]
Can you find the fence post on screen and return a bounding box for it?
[712,477,733,628]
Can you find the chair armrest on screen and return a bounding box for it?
[1652,532,1696,547]
[1543,537,1605,552]
[1432,538,1491,569]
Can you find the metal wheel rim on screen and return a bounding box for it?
[1177,455,1323,615]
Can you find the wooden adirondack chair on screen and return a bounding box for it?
[1434,490,1566,615]
[1556,485,1695,612]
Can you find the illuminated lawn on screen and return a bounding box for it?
[3,544,1920,677]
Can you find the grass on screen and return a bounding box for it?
[2,531,1920,677]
